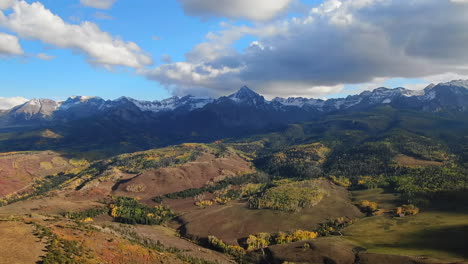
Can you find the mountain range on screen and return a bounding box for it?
[0,80,467,153]
[4,80,468,122]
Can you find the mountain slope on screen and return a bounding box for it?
[0,80,467,154]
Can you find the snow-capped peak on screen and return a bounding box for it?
[117,95,213,113]
[272,97,325,108]
[439,79,468,88]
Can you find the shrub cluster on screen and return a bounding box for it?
[110,196,174,225]
[357,200,379,216]
[207,236,246,260]
[32,223,91,264]
[316,217,353,236]
[395,204,420,216]
[64,206,108,220]
[250,180,326,212]
[244,230,318,251]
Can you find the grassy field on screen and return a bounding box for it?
[351,188,400,210]
[394,154,443,168]
[178,180,362,245]
[344,189,468,262]
[0,220,46,264]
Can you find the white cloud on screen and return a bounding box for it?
[177,0,294,21]
[403,73,468,91]
[36,53,55,60]
[146,0,468,98]
[260,82,345,99]
[0,97,28,110]
[0,1,152,69]
[0,0,14,9]
[0,32,23,55]
[80,0,117,10]
[451,0,468,3]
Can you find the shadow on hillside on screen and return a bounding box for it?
[375,225,468,258]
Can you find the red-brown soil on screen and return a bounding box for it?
[112,152,254,200]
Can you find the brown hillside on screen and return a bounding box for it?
[0,151,77,197]
[177,180,362,245]
[249,237,464,264]
[112,152,254,200]
[259,237,356,264]
[0,221,46,264]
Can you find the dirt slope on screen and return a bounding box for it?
[113,152,254,200]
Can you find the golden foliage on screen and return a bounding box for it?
[213,197,231,205]
[40,161,54,170]
[396,204,420,216]
[240,183,265,197]
[195,200,214,208]
[82,217,94,223]
[111,206,119,217]
[330,175,351,187]
[246,235,269,251]
[357,200,378,215]
[69,159,90,167]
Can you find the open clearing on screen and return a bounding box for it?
[177,180,362,244]
[0,220,45,264]
[394,154,443,168]
[346,188,468,262]
[343,211,468,262]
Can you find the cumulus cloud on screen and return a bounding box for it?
[177,0,294,21]
[80,0,117,10]
[0,97,28,110]
[0,1,152,68]
[0,32,23,55]
[146,0,468,98]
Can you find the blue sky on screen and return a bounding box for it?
[1,0,209,100]
[0,0,467,106]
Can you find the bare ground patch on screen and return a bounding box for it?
[394,154,443,168]
[0,221,46,264]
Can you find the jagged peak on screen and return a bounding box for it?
[229,86,261,99]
